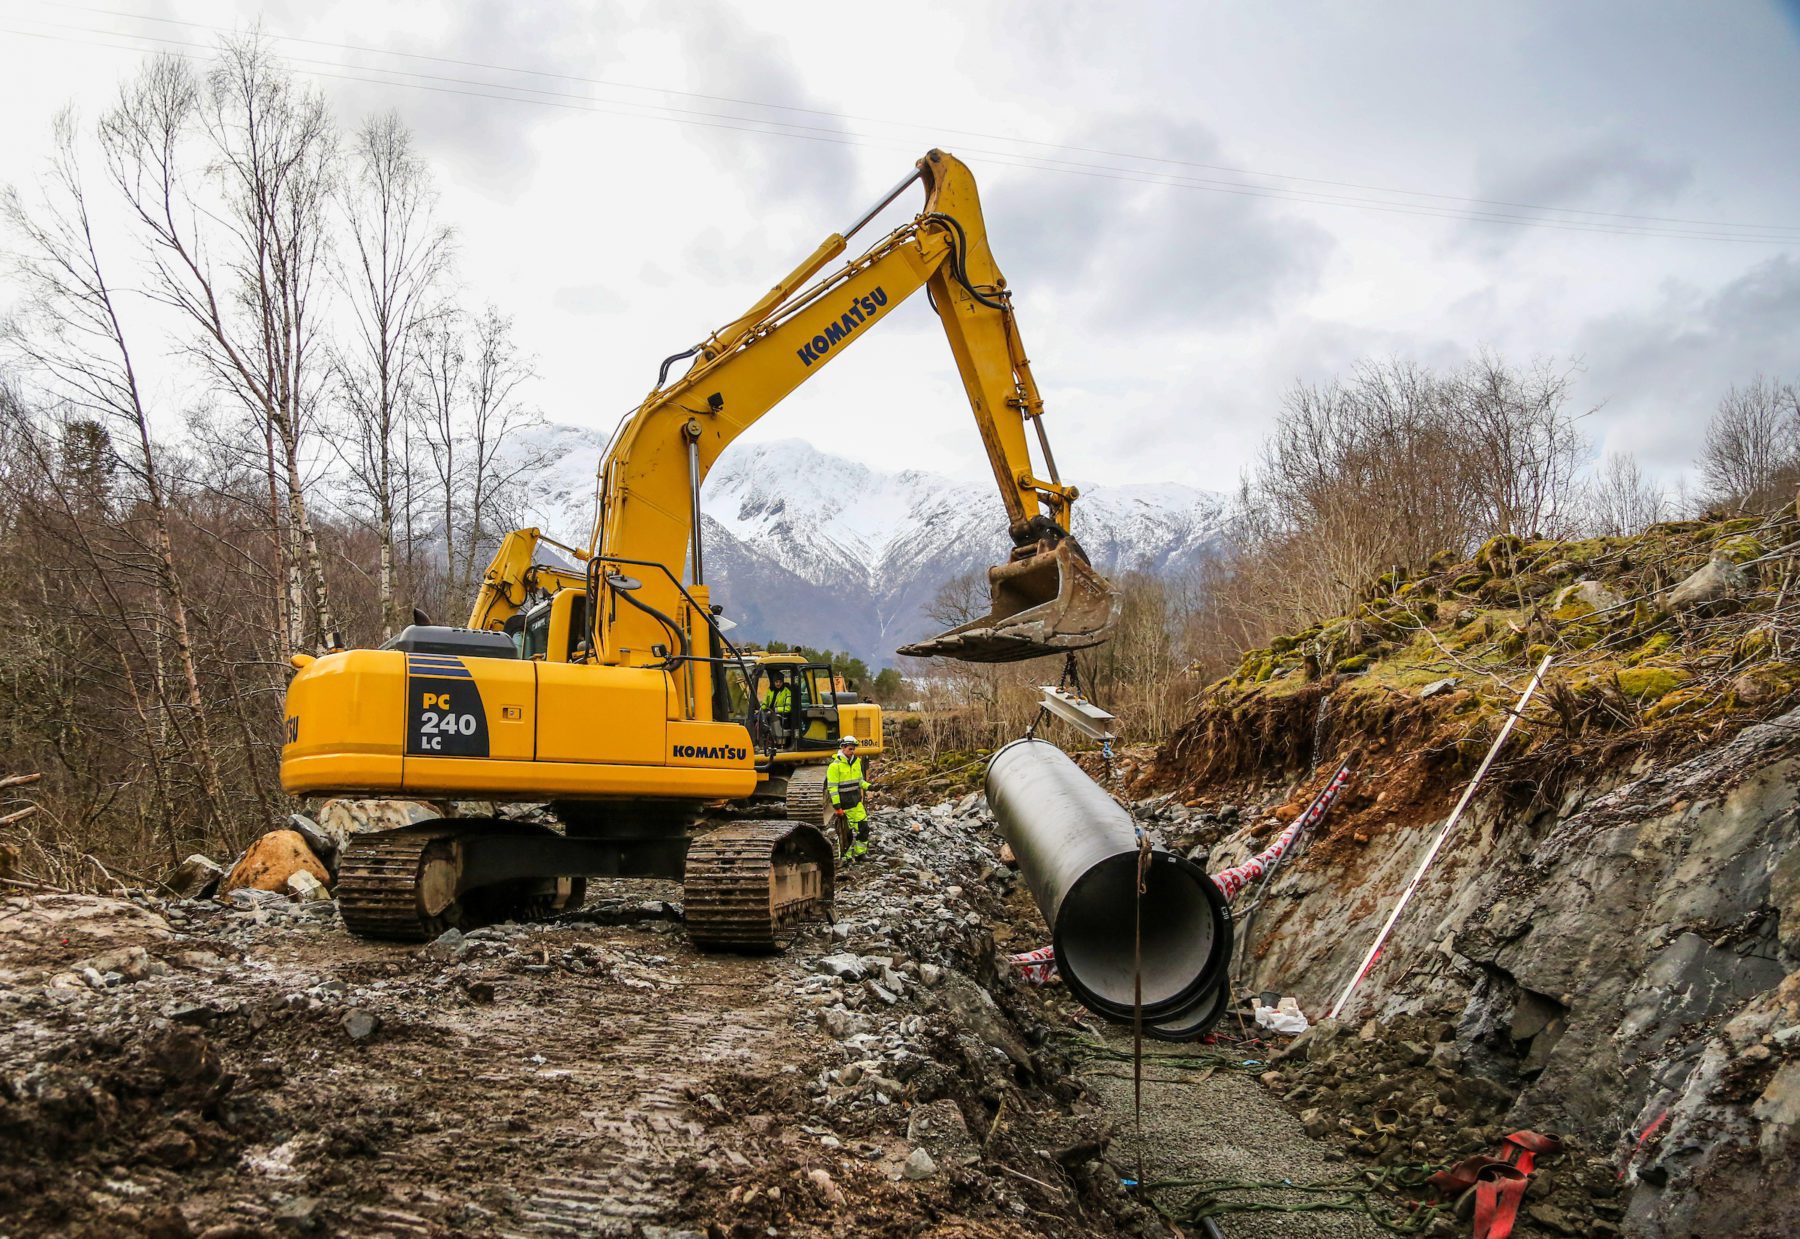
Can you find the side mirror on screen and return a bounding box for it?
[606,573,642,592]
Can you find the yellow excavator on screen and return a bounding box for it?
[281,150,1118,949]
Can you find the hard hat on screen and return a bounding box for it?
[839,735,859,746]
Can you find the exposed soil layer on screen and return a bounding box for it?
[1116,512,1800,1238]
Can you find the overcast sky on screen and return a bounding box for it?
[2,0,1798,496]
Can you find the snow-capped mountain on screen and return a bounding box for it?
[518,429,1226,668]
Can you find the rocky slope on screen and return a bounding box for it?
[519,428,1226,667]
[1130,509,1800,1237]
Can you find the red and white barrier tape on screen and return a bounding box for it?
[1209,761,1355,901]
[1009,942,1058,984]
[1327,655,1552,1021]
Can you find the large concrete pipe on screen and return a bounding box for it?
[985,738,1231,1023]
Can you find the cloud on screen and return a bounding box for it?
[1575,254,1800,472]
[354,2,630,185]
[1459,135,1693,257]
[667,3,859,217]
[980,114,1333,330]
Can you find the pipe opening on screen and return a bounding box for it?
[1056,855,1218,1012]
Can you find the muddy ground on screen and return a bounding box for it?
[1,797,1586,1239]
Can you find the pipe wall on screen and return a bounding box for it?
[984,738,1231,1022]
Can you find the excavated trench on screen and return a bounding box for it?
[1128,685,1800,1239]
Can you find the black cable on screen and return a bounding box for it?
[923,213,1011,311]
[606,578,688,666]
[656,347,699,388]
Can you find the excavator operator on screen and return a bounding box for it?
[827,736,871,860]
[756,671,794,746]
[761,672,793,713]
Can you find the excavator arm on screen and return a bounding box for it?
[476,149,1117,674]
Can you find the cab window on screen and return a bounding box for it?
[565,595,590,661]
[724,664,752,719]
[517,603,552,660]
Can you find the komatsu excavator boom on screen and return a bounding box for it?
[281,150,1118,949]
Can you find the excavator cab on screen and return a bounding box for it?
[742,660,842,752]
[898,536,1119,663]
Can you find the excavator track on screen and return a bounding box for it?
[784,767,832,825]
[683,820,835,953]
[337,820,588,942]
[783,767,855,854]
[337,826,463,941]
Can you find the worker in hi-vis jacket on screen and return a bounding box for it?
[827,735,871,859]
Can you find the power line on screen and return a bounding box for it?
[46,0,1800,239]
[6,15,1798,246]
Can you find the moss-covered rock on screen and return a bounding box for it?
[1733,663,1800,706]
[1629,633,1675,665]
[1335,654,1373,674]
[1643,686,1710,723]
[1716,535,1766,564]
[1448,614,1492,650]
[1616,666,1690,703]
[1476,534,1524,574]
[1550,580,1623,622]
[1734,625,1775,662]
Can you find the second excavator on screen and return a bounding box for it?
[281,149,1119,949]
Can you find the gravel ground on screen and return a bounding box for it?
[0,802,1160,1238]
[1078,1027,1388,1239]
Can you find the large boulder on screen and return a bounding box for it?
[218,830,329,897]
[164,854,224,900]
[1668,555,1748,612]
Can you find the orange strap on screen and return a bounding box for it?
[1428,1131,1562,1239]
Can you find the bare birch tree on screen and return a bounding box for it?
[1452,353,1587,538]
[2,110,229,832]
[333,110,453,637]
[1581,450,1668,537]
[419,306,544,603]
[98,43,340,654]
[460,306,542,592]
[417,311,466,602]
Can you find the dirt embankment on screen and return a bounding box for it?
[1124,514,1800,1237]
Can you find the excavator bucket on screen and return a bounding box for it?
[897,539,1120,663]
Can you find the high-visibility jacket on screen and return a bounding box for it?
[761,685,792,712]
[826,754,868,825]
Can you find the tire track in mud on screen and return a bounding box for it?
[269,932,802,1237]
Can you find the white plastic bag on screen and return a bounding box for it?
[1252,995,1310,1035]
